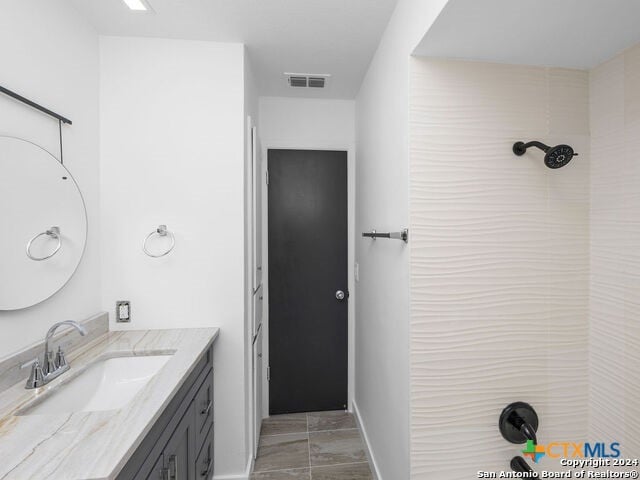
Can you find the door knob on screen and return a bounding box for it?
[335,290,345,301]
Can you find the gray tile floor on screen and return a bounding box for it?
[251,411,373,480]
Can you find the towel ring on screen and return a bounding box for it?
[26,226,61,261]
[143,224,175,258]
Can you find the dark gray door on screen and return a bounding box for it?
[268,149,348,415]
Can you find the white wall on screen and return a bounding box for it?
[589,43,640,457]
[99,36,248,478]
[258,96,356,416]
[0,0,100,357]
[353,1,448,478]
[409,58,590,479]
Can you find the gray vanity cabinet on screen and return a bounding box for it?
[157,403,196,480]
[194,369,214,449]
[117,343,214,480]
[195,429,214,479]
[146,455,164,480]
[143,403,197,479]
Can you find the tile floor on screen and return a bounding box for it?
[251,410,373,480]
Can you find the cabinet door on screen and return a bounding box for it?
[195,425,214,480]
[145,454,164,480]
[164,402,196,480]
[194,369,214,450]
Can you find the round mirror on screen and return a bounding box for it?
[0,136,87,310]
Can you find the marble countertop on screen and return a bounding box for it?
[0,327,219,480]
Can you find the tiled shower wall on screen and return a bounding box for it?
[409,58,590,479]
[589,44,640,456]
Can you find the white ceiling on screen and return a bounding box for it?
[415,0,640,70]
[68,0,399,99]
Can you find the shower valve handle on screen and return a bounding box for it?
[499,402,539,444]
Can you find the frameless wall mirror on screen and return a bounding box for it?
[0,135,87,310]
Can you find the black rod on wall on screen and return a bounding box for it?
[0,85,73,125]
[362,229,409,243]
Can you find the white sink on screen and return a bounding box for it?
[18,355,172,415]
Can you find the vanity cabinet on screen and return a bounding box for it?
[151,404,196,480]
[195,426,214,479]
[117,343,214,480]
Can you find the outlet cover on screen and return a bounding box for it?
[116,300,131,323]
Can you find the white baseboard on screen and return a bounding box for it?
[352,399,382,480]
[213,455,253,480]
[213,471,249,480]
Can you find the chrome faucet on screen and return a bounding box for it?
[23,320,88,389]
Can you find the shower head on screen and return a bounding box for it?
[513,141,578,169]
[543,144,576,169]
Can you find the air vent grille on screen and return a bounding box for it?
[285,73,330,89]
[308,77,326,88]
[289,76,308,88]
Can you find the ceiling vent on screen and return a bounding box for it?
[285,73,331,89]
[288,76,308,88]
[308,77,326,88]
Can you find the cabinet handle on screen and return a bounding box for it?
[201,400,212,417]
[201,457,212,477]
[168,454,178,480]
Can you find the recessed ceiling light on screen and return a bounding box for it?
[122,0,150,11]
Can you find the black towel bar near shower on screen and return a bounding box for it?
[362,229,409,243]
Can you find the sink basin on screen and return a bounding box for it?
[18,355,172,415]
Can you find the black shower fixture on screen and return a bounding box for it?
[513,140,578,169]
[499,402,539,444]
[511,456,534,474]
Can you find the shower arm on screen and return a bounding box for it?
[513,141,551,156]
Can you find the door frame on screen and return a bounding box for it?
[260,142,355,418]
